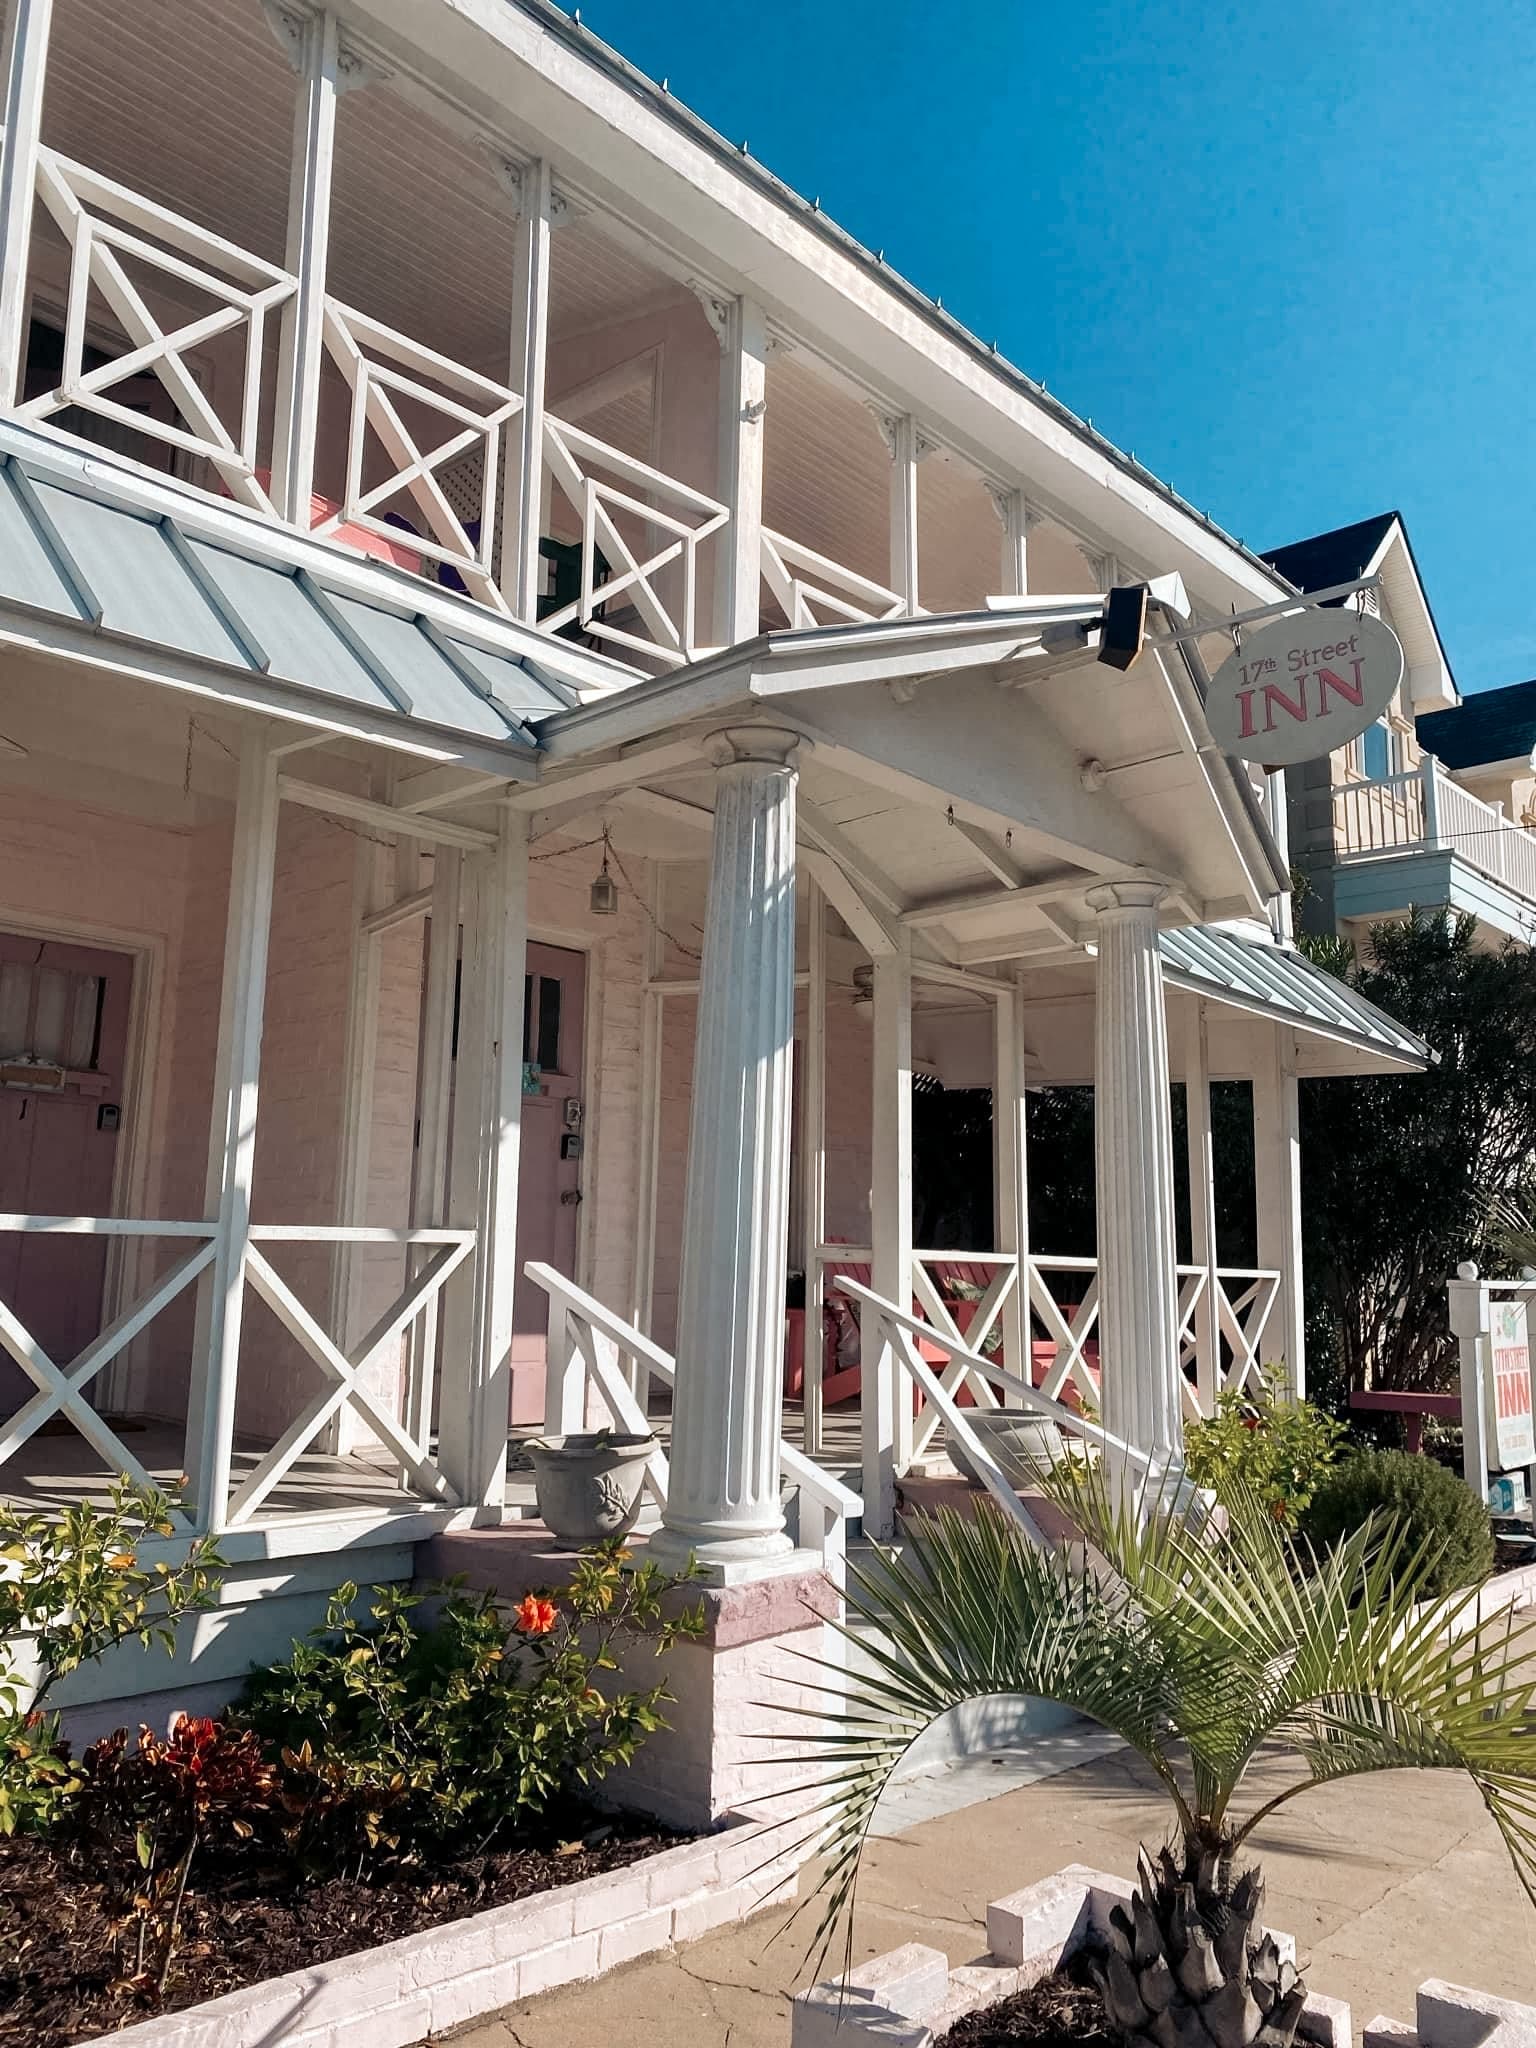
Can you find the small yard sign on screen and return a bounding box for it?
[1205,607,1404,767]
[1488,1299,1536,1471]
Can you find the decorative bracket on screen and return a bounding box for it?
[868,407,936,462]
[480,148,576,225]
[687,279,735,353]
[984,482,1044,535]
[261,2,382,91]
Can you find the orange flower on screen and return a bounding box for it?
[107,1552,137,1571]
[513,1594,558,1637]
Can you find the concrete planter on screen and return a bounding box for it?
[525,1431,656,1547]
[72,1804,802,2048]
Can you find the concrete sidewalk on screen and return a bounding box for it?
[437,1745,1536,2047]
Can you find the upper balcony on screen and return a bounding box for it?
[1331,755,1536,947]
[0,0,1128,687]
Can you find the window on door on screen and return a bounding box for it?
[523,973,564,1074]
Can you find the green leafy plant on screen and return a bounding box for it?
[0,1479,223,1836]
[1183,1370,1344,1526]
[1301,1449,1493,1598]
[237,1544,705,1871]
[795,1468,1536,2048]
[77,1716,279,1993]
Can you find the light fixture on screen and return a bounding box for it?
[589,831,618,916]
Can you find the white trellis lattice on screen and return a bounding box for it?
[18,147,295,511]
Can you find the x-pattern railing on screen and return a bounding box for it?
[540,416,728,666]
[320,300,521,613]
[760,526,907,629]
[19,147,295,512]
[0,1217,217,1527]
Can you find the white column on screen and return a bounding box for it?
[1182,997,1220,1415]
[0,0,52,405]
[863,930,913,1539]
[185,727,281,1531]
[991,485,1032,599]
[1253,1024,1306,1398]
[271,6,340,524]
[438,812,528,1514]
[1089,881,1183,1484]
[714,294,767,647]
[502,158,554,623]
[800,875,828,1455]
[993,969,1031,1389]
[405,847,460,1447]
[649,728,800,1572]
[885,412,921,614]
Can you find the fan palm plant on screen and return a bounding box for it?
[796,1469,1536,2048]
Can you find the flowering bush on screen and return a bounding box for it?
[236,1543,705,1871]
[1182,1369,1345,1526]
[0,1479,223,1836]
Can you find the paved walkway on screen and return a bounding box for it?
[438,1740,1536,2047]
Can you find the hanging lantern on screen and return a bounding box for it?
[590,833,618,916]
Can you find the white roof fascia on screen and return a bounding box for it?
[1451,751,1536,780]
[1365,519,1457,714]
[347,0,1291,616]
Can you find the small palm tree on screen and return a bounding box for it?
[799,1470,1536,2048]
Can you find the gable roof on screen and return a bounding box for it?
[1418,677,1536,771]
[1261,513,1400,597]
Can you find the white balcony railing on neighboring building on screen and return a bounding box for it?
[1333,756,1536,905]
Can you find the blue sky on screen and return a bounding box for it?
[581,0,1536,693]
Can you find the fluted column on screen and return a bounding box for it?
[649,728,799,1572]
[1090,881,1183,1490]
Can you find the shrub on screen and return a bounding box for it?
[0,1479,223,1836]
[1183,1370,1344,1526]
[1301,1448,1495,1597]
[236,1544,705,1870]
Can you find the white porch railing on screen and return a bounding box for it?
[319,299,521,613]
[805,1243,1281,1456]
[1333,757,1536,904]
[836,1275,1154,1545]
[16,144,295,513]
[760,526,907,629]
[539,416,729,666]
[526,1261,862,1593]
[0,1214,475,1532]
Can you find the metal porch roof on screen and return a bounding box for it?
[0,427,588,762]
[1159,926,1430,1071]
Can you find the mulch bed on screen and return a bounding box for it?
[0,1810,690,2048]
[942,1956,1115,2048]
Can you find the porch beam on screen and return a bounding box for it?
[0,0,52,405]
[187,726,282,1531]
[505,735,709,813]
[902,870,1096,928]
[277,776,499,850]
[797,798,908,916]
[864,928,914,1538]
[271,6,340,523]
[392,763,512,813]
[802,847,896,958]
[502,157,554,623]
[949,816,1028,889]
[714,294,767,646]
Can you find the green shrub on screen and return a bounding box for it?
[0,1479,223,1836]
[236,1544,704,1870]
[1183,1370,1345,1526]
[1301,1449,1494,1597]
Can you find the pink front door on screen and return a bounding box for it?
[0,932,133,1410]
[510,942,587,1426]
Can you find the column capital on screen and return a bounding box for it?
[703,725,803,771]
[1086,878,1168,917]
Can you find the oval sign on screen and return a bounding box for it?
[1205,607,1405,767]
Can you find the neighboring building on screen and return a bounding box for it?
[1267,514,1536,949]
[0,0,1426,1754]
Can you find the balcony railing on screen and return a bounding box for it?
[1333,757,1536,904]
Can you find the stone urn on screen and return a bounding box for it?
[946,1409,1067,1491]
[526,1431,656,1548]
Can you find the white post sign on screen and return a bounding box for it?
[1488,1298,1536,1471]
[1205,608,1405,768]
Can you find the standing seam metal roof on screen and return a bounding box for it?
[1159,926,1430,1068]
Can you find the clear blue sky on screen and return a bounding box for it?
[578,0,1536,694]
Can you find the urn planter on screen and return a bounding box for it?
[526,1431,656,1547]
[945,1410,1068,1491]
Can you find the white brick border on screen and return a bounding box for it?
[74,1805,803,2048]
[790,1866,1353,2048]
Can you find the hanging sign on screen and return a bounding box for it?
[1204,607,1404,767]
[1488,1299,1536,1471]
